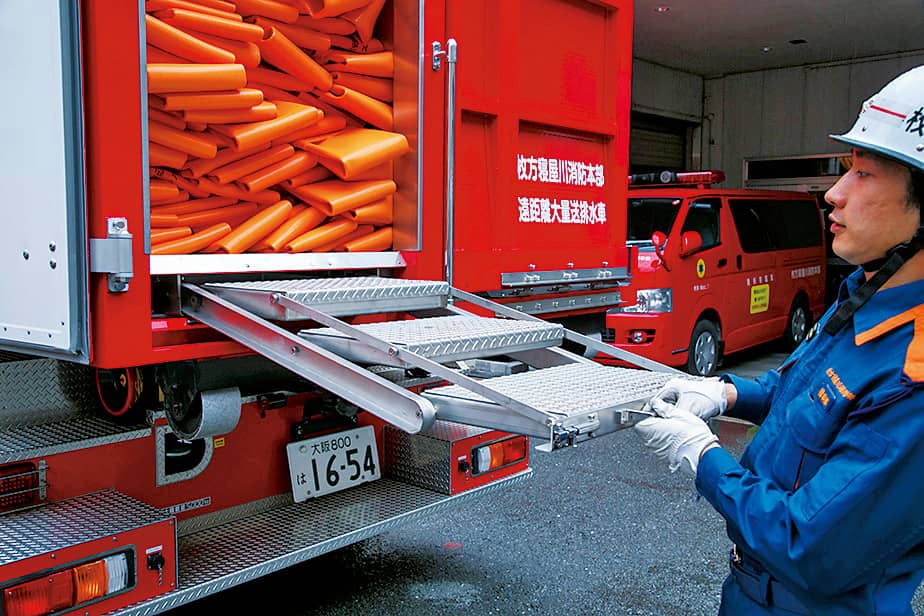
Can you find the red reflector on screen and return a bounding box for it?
[0,463,39,512]
[4,571,74,616]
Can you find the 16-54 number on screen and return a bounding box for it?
[309,445,377,492]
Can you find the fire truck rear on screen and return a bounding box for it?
[0,1,673,614]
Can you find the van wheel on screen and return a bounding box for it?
[687,319,721,376]
[783,299,811,351]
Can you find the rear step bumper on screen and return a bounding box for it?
[113,472,530,615]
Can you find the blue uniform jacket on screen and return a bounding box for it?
[697,268,924,615]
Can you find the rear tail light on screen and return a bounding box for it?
[472,436,528,475]
[72,560,107,604]
[3,551,132,616]
[3,571,74,616]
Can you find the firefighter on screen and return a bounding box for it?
[635,65,924,615]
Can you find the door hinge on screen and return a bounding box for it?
[90,217,133,293]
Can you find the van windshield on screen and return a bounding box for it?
[627,197,682,242]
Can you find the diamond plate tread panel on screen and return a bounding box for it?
[385,429,452,494]
[176,494,292,538]
[111,473,531,615]
[0,414,149,464]
[418,420,492,440]
[424,364,675,418]
[206,277,448,315]
[0,490,171,565]
[0,359,100,428]
[301,316,563,364]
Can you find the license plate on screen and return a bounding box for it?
[286,425,380,502]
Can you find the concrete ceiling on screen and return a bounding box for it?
[633,0,924,77]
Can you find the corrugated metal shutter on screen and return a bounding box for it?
[630,126,684,170]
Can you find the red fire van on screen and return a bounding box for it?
[603,171,827,375]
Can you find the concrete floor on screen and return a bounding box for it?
[167,343,923,615]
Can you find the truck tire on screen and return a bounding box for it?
[686,319,721,376]
[783,298,811,351]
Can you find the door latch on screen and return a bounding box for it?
[432,39,457,72]
[90,217,133,293]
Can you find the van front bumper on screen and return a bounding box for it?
[601,312,686,368]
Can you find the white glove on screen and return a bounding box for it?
[648,377,727,420]
[634,413,719,475]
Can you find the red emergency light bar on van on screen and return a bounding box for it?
[628,170,726,187]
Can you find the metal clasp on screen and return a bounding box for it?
[89,217,133,293]
[432,39,457,72]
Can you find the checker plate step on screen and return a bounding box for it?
[299,316,564,366]
[204,277,449,319]
[424,363,673,418]
[111,474,530,615]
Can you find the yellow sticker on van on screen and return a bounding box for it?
[696,258,706,279]
[750,284,770,314]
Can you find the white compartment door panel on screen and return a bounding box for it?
[0,0,88,361]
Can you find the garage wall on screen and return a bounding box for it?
[632,59,703,122]
[703,52,924,187]
[630,60,703,170]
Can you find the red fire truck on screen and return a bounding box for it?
[0,1,673,614]
[604,171,827,376]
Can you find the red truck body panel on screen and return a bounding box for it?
[76,0,632,368]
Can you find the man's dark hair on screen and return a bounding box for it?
[910,169,924,211]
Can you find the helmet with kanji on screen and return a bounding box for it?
[831,65,924,174]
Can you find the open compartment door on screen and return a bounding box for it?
[445,0,633,294]
[0,0,89,361]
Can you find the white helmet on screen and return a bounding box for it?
[831,64,924,173]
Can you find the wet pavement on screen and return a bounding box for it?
[168,343,923,615]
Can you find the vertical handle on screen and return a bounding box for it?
[433,39,458,288]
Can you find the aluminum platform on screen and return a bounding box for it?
[182,277,680,450]
[299,315,564,366]
[423,364,674,441]
[204,277,449,319]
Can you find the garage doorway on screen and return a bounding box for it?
[629,112,693,174]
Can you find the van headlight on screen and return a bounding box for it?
[616,288,672,313]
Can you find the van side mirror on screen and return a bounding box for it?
[651,231,667,249]
[650,231,670,272]
[679,231,703,257]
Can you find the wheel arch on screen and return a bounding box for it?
[790,289,810,311]
[676,304,723,363]
[691,307,722,341]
